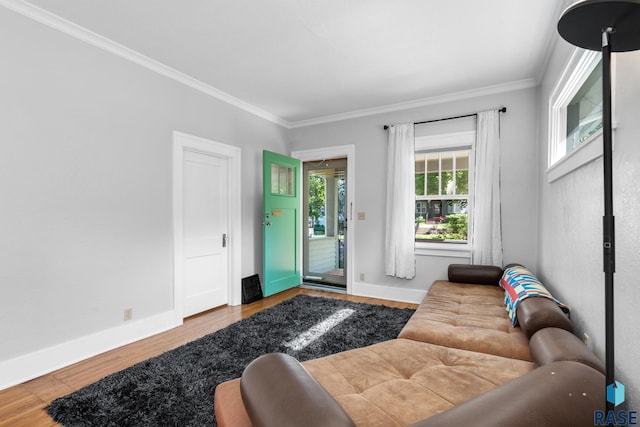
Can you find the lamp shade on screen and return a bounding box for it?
[558,0,640,52]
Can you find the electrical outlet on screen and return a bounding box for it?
[583,332,591,349]
[124,308,133,321]
[359,272,365,281]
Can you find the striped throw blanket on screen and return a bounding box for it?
[500,265,570,326]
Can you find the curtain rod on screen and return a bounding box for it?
[383,107,507,130]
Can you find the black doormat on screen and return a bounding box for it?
[47,294,415,426]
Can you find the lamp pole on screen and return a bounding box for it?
[558,0,640,413]
[602,27,616,414]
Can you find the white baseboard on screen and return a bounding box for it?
[352,281,426,305]
[0,310,180,391]
[0,286,424,391]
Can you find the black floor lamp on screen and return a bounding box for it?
[558,0,640,412]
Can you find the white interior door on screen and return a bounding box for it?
[183,150,229,316]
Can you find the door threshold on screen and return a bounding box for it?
[300,282,347,294]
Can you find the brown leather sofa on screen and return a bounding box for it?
[214,264,605,426]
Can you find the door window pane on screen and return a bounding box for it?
[270,164,279,194]
[271,164,295,196]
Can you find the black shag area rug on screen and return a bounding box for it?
[47,294,415,426]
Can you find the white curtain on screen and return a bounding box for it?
[385,123,416,279]
[470,110,503,266]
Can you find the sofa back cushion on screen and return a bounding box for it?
[448,264,503,285]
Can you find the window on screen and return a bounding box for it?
[414,131,474,246]
[566,63,603,153]
[548,49,607,182]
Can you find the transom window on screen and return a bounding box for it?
[566,60,602,154]
[548,49,606,182]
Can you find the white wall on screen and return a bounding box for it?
[291,87,539,297]
[537,36,640,409]
[0,7,288,385]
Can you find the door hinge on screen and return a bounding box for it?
[222,233,227,248]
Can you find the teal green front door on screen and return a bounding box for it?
[263,150,301,296]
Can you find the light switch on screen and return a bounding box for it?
[357,212,366,220]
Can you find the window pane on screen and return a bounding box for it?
[271,164,279,194]
[308,174,325,225]
[287,166,295,195]
[455,151,469,170]
[415,155,425,196]
[426,153,439,195]
[415,173,425,196]
[441,152,454,195]
[455,151,469,195]
[426,172,439,195]
[415,154,426,173]
[566,61,602,153]
[442,171,454,195]
[415,201,428,225]
[279,166,288,194]
[441,152,454,171]
[415,199,468,242]
[455,170,469,195]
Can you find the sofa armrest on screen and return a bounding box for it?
[530,327,605,374]
[240,353,356,427]
[448,264,503,285]
[516,296,573,338]
[408,361,604,427]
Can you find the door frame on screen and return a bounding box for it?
[291,145,355,294]
[173,131,242,322]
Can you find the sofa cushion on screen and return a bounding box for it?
[408,361,605,427]
[303,338,535,427]
[214,379,253,427]
[398,280,531,361]
[529,327,605,374]
[215,339,535,427]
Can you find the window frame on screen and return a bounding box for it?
[547,48,615,182]
[414,131,475,258]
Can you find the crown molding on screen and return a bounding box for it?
[533,0,575,85]
[3,0,545,131]
[289,78,537,128]
[0,0,291,128]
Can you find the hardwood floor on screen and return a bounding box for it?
[0,288,417,426]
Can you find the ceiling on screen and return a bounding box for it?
[18,0,566,127]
